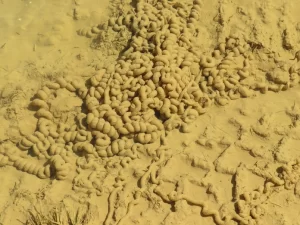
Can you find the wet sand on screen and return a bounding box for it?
[1,0,300,224]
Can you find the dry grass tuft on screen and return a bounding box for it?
[25,202,96,225]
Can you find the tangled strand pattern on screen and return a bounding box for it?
[1,0,299,186]
[1,0,300,224]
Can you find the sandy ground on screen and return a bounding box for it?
[1,0,300,225]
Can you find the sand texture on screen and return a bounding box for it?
[1,0,300,224]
